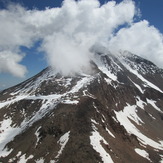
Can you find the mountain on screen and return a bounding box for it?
[0,51,163,163]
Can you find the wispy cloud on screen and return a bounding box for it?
[0,0,163,76]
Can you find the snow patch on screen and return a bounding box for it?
[148,113,156,120]
[112,116,118,123]
[93,102,100,113]
[62,100,79,104]
[99,66,117,81]
[35,158,45,163]
[83,90,96,99]
[90,124,114,163]
[35,126,41,147]
[9,151,22,162]
[55,131,70,160]
[50,161,55,163]
[118,103,144,125]
[0,118,21,157]
[135,148,151,161]
[106,127,115,138]
[132,82,144,93]
[19,154,34,163]
[70,76,94,93]
[91,119,99,125]
[129,78,144,93]
[136,97,145,110]
[104,78,112,85]
[133,82,144,94]
[101,114,106,121]
[160,154,163,163]
[147,99,163,113]
[101,114,107,123]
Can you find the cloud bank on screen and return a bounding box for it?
[0,0,163,76]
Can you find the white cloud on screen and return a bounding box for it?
[42,32,93,75]
[108,20,163,67]
[35,0,136,75]
[0,51,27,77]
[0,0,163,77]
[0,4,37,50]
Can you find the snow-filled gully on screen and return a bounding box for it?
[90,120,114,163]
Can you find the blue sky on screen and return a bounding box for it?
[0,0,163,90]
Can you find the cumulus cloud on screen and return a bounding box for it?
[0,51,27,77]
[109,20,163,68]
[0,0,163,76]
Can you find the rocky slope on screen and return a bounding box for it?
[0,51,163,163]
